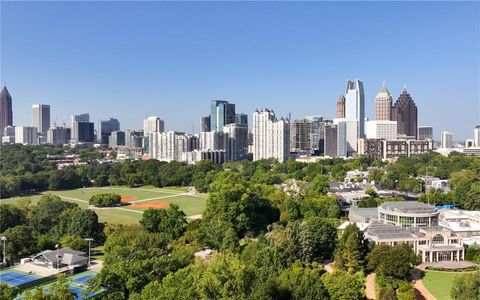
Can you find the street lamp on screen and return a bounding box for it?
[1,237,7,264]
[84,238,94,270]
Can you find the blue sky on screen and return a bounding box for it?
[2,1,479,140]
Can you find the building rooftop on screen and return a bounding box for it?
[379,201,436,214]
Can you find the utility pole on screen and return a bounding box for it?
[85,238,94,270]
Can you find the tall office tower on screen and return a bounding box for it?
[15,126,38,145]
[334,118,358,157]
[210,100,236,132]
[32,104,51,134]
[336,95,346,118]
[73,122,95,143]
[98,118,120,144]
[70,113,89,128]
[375,84,392,120]
[392,88,418,138]
[290,119,312,153]
[47,126,70,145]
[475,125,480,147]
[199,131,226,151]
[2,125,15,144]
[324,125,338,157]
[418,126,433,141]
[344,79,365,137]
[0,86,13,134]
[305,116,332,153]
[366,120,397,140]
[235,113,248,125]
[441,131,453,148]
[252,108,290,162]
[201,116,211,132]
[109,131,126,148]
[125,130,143,148]
[143,116,165,135]
[223,123,248,161]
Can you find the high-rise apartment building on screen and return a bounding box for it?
[324,125,338,157]
[143,116,165,135]
[98,118,120,144]
[149,131,199,162]
[47,126,70,145]
[474,125,480,147]
[199,131,226,151]
[375,84,392,120]
[334,119,358,157]
[32,104,50,134]
[201,116,211,132]
[109,131,126,148]
[441,131,453,148]
[253,108,290,162]
[336,95,346,118]
[290,119,312,153]
[366,120,397,140]
[418,126,433,141]
[70,113,89,128]
[0,86,13,134]
[15,126,38,145]
[344,79,365,138]
[392,88,418,138]
[223,123,248,161]
[210,100,236,132]
[125,130,143,148]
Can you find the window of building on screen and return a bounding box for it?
[432,234,445,245]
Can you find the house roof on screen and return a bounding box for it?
[32,247,86,265]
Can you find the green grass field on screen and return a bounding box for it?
[1,186,207,224]
[422,270,457,300]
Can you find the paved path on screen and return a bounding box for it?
[324,263,334,273]
[365,273,376,300]
[410,268,437,300]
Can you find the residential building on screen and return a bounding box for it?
[223,123,248,161]
[375,84,392,120]
[304,116,331,153]
[72,122,95,143]
[199,131,226,151]
[324,125,338,157]
[441,131,453,148]
[358,139,431,159]
[290,119,312,153]
[47,126,70,145]
[418,126,433,141]
[98,118,120,144]
[235,113,248,125]
[143,116,165,135]
[365,120,397,140]
[125,130,143,148]
[210,100,236,132]
[15,126,38,145]
[344,79,365,138]
[70,113,89,128]
[149,131,199,162]
[334,118,358,157]
[32,104,50,134]
[475,125,480,147]
[201,116,211,132]
[336,95,345,118]
[392,88,418,138]
[357,138,384,160]
[253,108,290,162]
[109,131,126,148]
[2,125,15,144]
[0,86,13,134]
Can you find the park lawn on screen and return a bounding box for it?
[422,270,457,300]
[1,186,207,224]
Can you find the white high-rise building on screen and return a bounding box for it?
[253,108,290,162]
[15,126,38,145]
[199,131,225,151]
[441,131,453,148]
[475,125,480,147]
[223,123,248,161]
[334,118,358,157]
[47,126,70,145]
[366,120,397,140]
[32,104,50,134]
[149,131,198,162]
[143,116,165,135]
[344,79,365,138]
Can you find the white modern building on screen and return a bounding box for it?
[334,118,358,157]
[253,108,290,162]
[441,131,453,148]
[344,79,365,138]
[143,116,165,135]
[69,113,89,128]
[47,126,70,145]
[199,131,225,151]
[475,125,480,147]
[366,120,398,140]
[149,131,198,162]
[32,104,50,134]
[15,126,38,145]
[2,125,15,144]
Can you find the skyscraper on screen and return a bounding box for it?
[392,88,418,138]
[200,116,211,132]
[32,104,51,134]
[474,125,480,147]
[418,126,433,141]
[336,95,345,118]
[70,113,90,128]
[375,83,392,120]
[324,125,338,157]
[223,123,248,161]
[15,126,38,145]
[344,79,365,138]
[253,108,290,162]
[305,116,331,152]
[109,131,126,148]
[72,122,94,143]
[441,131,453,148]
[47,126,70,145]
[98,118,120,144]
[366,120,397,140]
[210,100,235,132]
[290,119,312,153]
[235,113,248,126]
[143,116,165,135]
[0,86,13,134]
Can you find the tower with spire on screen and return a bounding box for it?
[0,85,13,134]
[392,87,418,138]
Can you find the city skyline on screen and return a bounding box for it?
[2,1,479,140]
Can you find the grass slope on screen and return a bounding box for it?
[422,270,457,300]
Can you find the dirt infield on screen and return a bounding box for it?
[130,201,169,209]
[121,196,136,203]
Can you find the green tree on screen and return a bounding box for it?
[23,274,75,300]
[140,267,199,300]
[306,175,330,196]
[221,227,240,253]
[0,176,22,198]
[293,217,337,263]
[450,271,480,300]
[276,262,328,300]
[139,204,187,241]
[89,193,121,207]
[3,225,37,262]
[0,204,26,233]
[465,183,480,210]
[56,207,104,243]
[60,235,89,252]
[367,244,418,279]
[29,194,78,235]
[321,270,365,300]
[0,283,20,300]
[335,223,370,273]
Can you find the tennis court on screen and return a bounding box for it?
[72,274,95,285]
[0,270,40,287]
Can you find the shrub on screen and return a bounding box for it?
[89,193,121,207]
